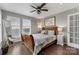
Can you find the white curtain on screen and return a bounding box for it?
[2,20,9,48]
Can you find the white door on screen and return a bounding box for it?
[67,13,79,49]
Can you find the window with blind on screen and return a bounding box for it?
[22,19,31,34]
[7,16,31,41]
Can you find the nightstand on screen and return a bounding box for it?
[57,35,64,46]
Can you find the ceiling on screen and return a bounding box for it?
[0,3,79,19]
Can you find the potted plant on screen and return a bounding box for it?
[1,20,9,55]
[1,39,9,55]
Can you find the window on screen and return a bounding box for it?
[7,16,31,39]
[22,19,31,34]
[11,19,20,39]
[7,16,21,40]
[6,15,31,42]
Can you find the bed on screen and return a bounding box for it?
[21,26,58,55]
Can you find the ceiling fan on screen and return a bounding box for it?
[30,3,48,14]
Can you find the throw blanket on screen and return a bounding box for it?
[32,33,56,54]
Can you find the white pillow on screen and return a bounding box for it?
[48,31,54,35]
[41,30,48,34]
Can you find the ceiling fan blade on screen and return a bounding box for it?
[30,10,36,13]
[39,3,46,9]
[31,5,37,9]
[41,9,48,11]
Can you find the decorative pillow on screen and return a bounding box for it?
[48,31,54,35]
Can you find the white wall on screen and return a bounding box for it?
[33,18,45,33]
[31,19,40,34]
[0,9,2,45]
[56,8,79,27]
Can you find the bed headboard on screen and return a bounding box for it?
[42,26,58,35]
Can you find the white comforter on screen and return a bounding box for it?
[32,33,56,55]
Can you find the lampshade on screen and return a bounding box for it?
[58,27,63,32]
[37,23,42,29]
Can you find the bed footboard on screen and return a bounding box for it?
[21,34,35,53]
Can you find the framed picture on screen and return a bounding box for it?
[45,16,56,27]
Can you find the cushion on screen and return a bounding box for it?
[41,30,48,34]
[48,31,54,35]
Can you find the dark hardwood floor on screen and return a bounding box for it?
[38,44,79,55]
[7,42,32,55]
[7,42,79,55]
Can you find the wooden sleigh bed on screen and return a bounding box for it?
[21,26,58,54]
